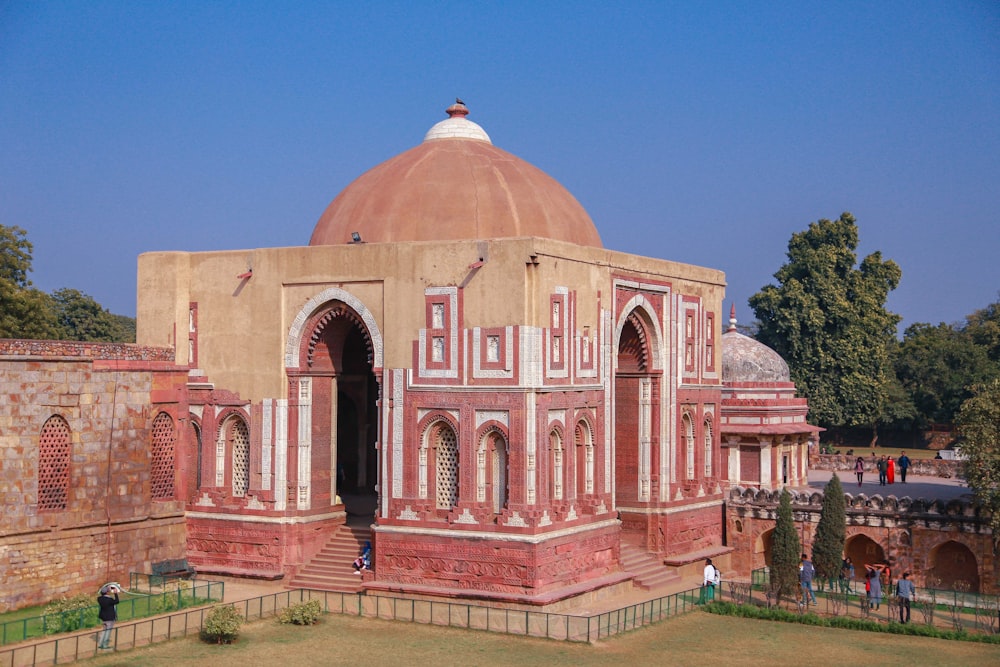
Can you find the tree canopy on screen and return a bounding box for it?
[749,213,901,435]
[956,379,1000,547]
[895,322,999,427]
[0,224,134,342]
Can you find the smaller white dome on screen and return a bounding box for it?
[423,101,492,143]
[722,330,791,383]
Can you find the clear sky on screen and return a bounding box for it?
[2,1,998,332]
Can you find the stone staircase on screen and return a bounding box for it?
[620,539,683,591]
[288,523,372,592]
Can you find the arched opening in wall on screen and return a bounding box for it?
[614,309,654,512]
[758,528,774,567]
[928,540,980,592]
[302,301,379,521]
[845,535,886,582]
[575,420,593,497]
[483,430,508,515]
[191,421,203,496]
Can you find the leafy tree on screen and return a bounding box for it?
[811,473,846,588]
[965,296,1000,363]
[895,322,999,426]
[770,488,802,599]
[51,288,118,342]
[0,224,136,342]
[0,224,60,339]
[749,213,901,442]
[956,379,1000,548]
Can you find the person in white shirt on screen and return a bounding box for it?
[700,558,720,603]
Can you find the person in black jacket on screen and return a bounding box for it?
[97,585,119,649]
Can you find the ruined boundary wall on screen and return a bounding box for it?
[726,486,996,595]
[0,340,188,611]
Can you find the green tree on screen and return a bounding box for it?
[0,224,60,339]
[770,488,802,599]
[0,224,136,342]
[51,288,118,342]
[749,213,901,442]
[955,379,1000,548]
[895,322,999,426]
[965,296,1000,364]
[811,473,846,589]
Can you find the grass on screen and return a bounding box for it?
[80,609,1000,667]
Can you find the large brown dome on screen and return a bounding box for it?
[308,103,603,247]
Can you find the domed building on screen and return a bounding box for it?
[719,305,821,491]
[128,102,731,604]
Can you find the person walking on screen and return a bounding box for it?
[877,456,888,486]
[799,553,817,606]
[887,456,896,484]
[96,584,120,649]
[897,571,915,623]
[854,457,865,487]
[840,557,855,593]
[898,451,911,483]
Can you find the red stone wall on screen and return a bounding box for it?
[370,522,624,602]
[0,342,188,612]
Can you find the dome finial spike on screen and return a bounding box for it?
[728,302,738,332]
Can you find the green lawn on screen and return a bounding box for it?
[81,609,1000,667]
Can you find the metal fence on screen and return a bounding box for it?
[747,566,1000,633]
[0,585,705,666]
[0,579,223,648]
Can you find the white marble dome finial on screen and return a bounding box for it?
[424,99,492,143]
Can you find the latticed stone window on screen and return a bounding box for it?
[435,425,458,510]
[150,412,176,500]
[38,415,71,511]
[230,418,251,497]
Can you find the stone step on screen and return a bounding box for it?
[288,524,372,593]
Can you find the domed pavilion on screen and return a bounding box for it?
[135,102,731,604]
[719,305,821,491]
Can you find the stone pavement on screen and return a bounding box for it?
[803,468,973,501]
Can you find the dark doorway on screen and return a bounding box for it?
[304,302,380,522]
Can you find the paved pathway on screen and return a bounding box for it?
[803,469,973,501]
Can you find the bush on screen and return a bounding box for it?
[278,599,323,626]
[702,601,1000,644]
[201,605,243,644]
[42,594,98,634]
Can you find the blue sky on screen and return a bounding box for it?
[1,1,998,332]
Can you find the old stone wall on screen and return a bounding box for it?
[726,486,996,594]
[0,341,188,611]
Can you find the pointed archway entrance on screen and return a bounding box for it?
[297,300,380,522]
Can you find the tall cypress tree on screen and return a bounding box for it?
[812,473,847,589]
[771,488,802,598]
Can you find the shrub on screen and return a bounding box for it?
[42,594,98,634]
[201,605,243,644]
[278,599,323,626]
